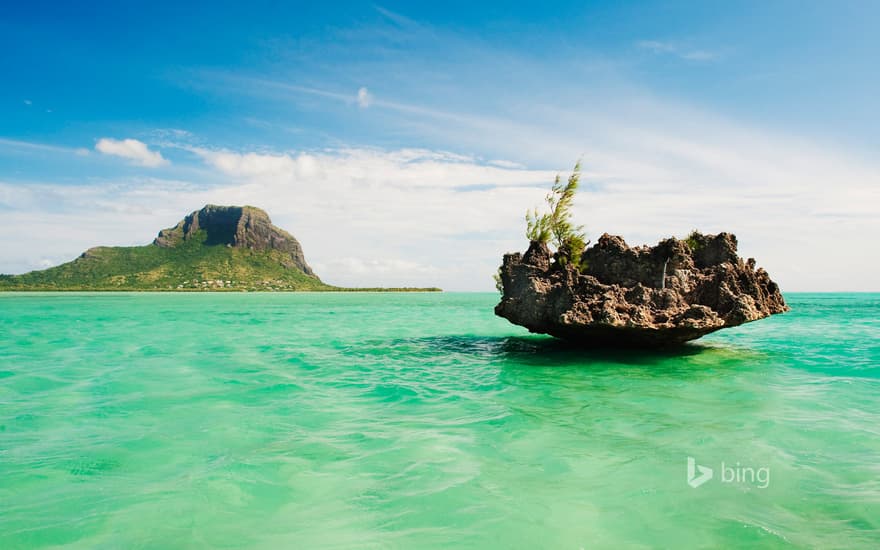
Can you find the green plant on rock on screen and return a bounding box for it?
[525,161,589,267]
[684,229,705,252]
[525,207,551,244]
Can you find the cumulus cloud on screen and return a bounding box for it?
[191,146,551,189]
[191,148,320,179]
[2,130,879,291]
[95,138,168,167]
[357,87,373,108]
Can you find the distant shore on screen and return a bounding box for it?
[0,286,442,293]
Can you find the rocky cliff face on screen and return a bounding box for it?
[495,233,787,346]
[153,205,316,277]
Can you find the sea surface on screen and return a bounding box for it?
[1,292,878,549]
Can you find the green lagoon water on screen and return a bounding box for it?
[1,292,878,549]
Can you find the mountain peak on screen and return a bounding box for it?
[153,205,315,276]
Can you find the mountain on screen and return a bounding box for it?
[0,205,439,292]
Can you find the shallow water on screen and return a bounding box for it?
[1,292,878,548]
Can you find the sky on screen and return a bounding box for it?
[1,0,878,291]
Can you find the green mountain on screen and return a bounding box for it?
[0,205,439,292]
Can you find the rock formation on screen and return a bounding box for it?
[495,232,788,346]
[154,205,316,276]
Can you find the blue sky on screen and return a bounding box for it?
[1,1,878,290]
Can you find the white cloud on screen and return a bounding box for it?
[2,128,879,291]
[0,149,556,289]
[193,148,302,178]
[149,128,192,142]
[95,138,168,167]
[357,87,373,108]
[0,137,89,156]
[257,72,876,290]
[637,40,677,54]
[310,258,438,287]
[189,146,551,190]
[636,40,719,61]
[168,91,880,292]
[489,159,526,169]
[680,50,717,61]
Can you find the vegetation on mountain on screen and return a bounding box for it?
[0,232,330,291]
[0,205,440,292]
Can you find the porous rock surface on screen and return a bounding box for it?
[153,205,316,276]
[495,232,788,346]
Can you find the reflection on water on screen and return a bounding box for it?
[378,333,766,376]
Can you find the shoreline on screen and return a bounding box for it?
[0,287,443,293]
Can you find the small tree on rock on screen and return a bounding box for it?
[525,162,589,267]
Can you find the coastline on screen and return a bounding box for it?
[0,286,443,293]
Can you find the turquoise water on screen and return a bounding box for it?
[1,292,878,549]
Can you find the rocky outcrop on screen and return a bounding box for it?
[495,233,788,346]
[154,205,316,276]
